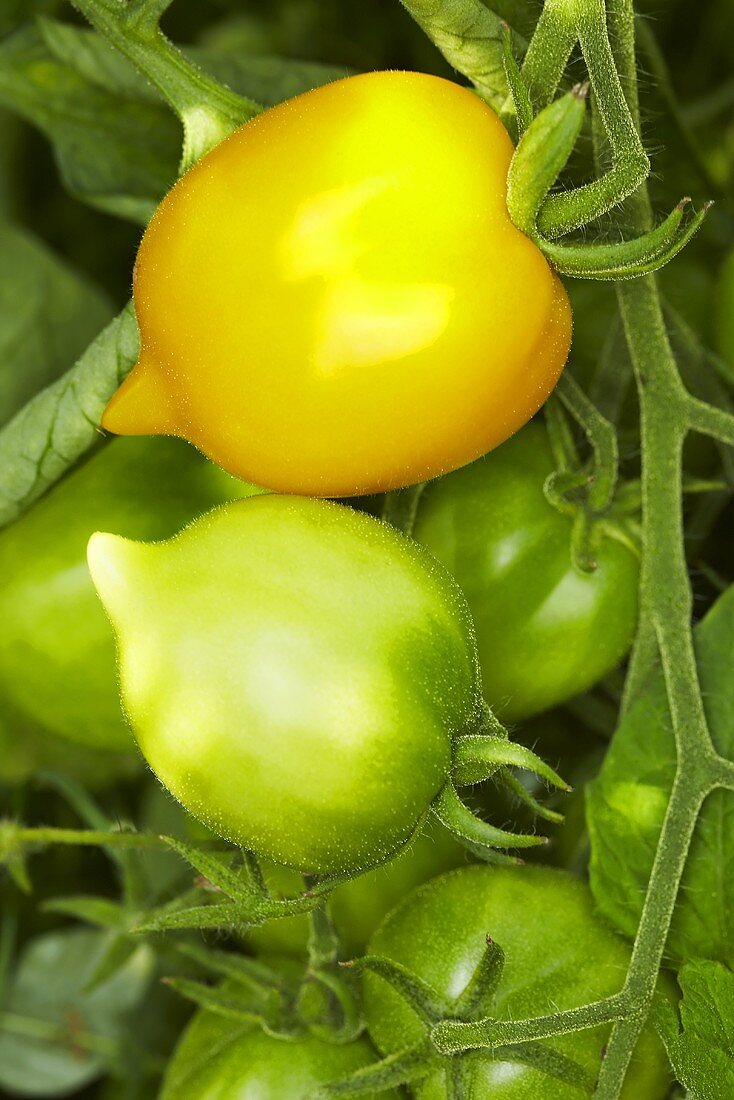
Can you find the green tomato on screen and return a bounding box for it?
[0,436,255,752]
[248,817,469,958]
[161,984,397,1100]
[413,422,639,722]
[88,495,481,875]
[364,865,671,1099]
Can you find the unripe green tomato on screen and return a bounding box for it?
[413,421,639,722]
[161,977,397,1100]
[88,495,481,875]
[247,818,469,958]
[364,865,672,1099]
[0,437,256,751]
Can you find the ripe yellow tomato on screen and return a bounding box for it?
[103,71,571,497]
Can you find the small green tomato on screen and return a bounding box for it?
[88,495,486,876]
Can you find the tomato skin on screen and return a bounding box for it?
[247,817,469,958]
[161,976,398,1100]
[413,421,639,722]
[363,865,671,1100]
[101,71,571,497]
[0,436,254,752]
[87,495,481,874]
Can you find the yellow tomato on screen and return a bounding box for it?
[102,71,571,497]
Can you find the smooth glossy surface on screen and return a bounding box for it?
[102,71,572,497]
[413,421,639,721]
[364,865,671,1100]
[88,495,480,874]
[0,436,254,751]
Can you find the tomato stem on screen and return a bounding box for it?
[69,0,262,172]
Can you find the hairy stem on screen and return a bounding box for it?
[432,993,629,1053]
[70,0,260,168]
[592,2,717,1095]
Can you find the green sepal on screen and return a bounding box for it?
[542,200,711,280]
[175,941,292,996]
[432,781,548,856]
[452,935,506,1019]
[552,372,620,516]
[502,773,565,826]
[498,1040,596,1093]
[341,955,446,1024]
[501,22,532,136]
[453,839,520,867]
[306,898,340,970]
[507,84,588,236]
[452,734,571,791]
[134,900,259,933]
[163,975,290,1037]
[160,837,322,924]
[309,1043,434,1098]
[299,968,362,1045]
[161,837,262,902]
[543,467,594,519]
[569,507,598,574]
[42,895,130,930]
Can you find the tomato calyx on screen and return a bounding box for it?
[165,908,363,1051]
[319,934,593,1098]
[430,702,571,864]
[132,839,343,935]
[544,470,641,573]
[504,28,709,280]
[541,394,642,574]
[298,894,363,1045]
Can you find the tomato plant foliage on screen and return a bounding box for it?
[588,583,734,965]
[1,1,734,1100]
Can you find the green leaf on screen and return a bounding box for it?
[41,15,351,110]
[135,901,251,934]
[42,896,129,930]
[656,960,734,1099]
[164,976,277,1026]
[588,584,734,965]
[38,15,162,104]
[0,1,56,38]
[84,936,141,995]
[189,46,351,108]
[161,838,260,903]
[398,0,526,110]
[0,25,179,221]
[0,301,138,530]
[0,221,113,426]
[0,928,152,1097]
[176,943,290,995]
